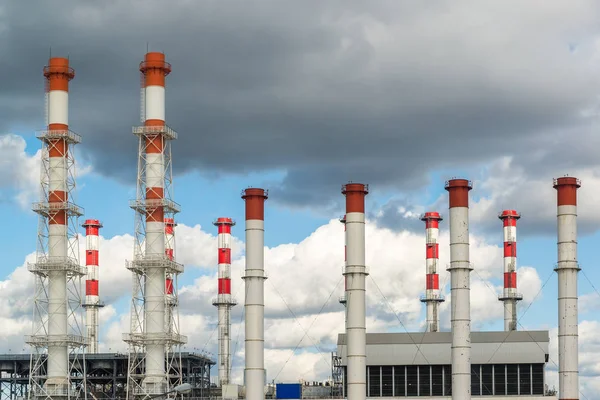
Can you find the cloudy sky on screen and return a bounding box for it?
[1,0,600,395]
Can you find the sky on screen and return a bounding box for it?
[1,0,600,395]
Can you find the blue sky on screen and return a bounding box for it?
[4,136,599,336]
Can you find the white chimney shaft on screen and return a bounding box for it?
[445,179,473,400]
[553,177,581,400]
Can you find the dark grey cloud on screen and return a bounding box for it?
[2,0,600,207]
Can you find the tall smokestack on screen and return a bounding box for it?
[213,217,237,386]
[28,56,87,399]
[125,52,185,398]
[242,188,268,400]
[339,215,347,307]
[342,183,369,400]
[82,219,104,353]
[497,210,523,331]
[420,212,444,332]
[445,178,473,400]
[553,176,581,400]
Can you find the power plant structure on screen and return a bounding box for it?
[553,177,581,400]
[497,210,523,331]
[445,179,474,399]
[26,56,87,399]
[164,217,179,337]
[335,178,552,399]
[0,52,590,400]
[212,218,238,387]
[341,183,369,400]
[420,212,445,333]
[124,52,186,398]
[241,189,268,400]
[82,219,104,354]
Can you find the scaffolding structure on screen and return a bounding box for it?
[27,58,87,400]
[0,353,213,400]
[124,53,185,399]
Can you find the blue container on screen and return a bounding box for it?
[276,383,302,399]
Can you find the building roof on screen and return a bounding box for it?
[337,330,549,345]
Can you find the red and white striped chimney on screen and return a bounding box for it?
[497,210,523,331]
[445,179,473,400]
[420,212,444,332]
[242,188,268,400]
[553,177,581,400]
[82,219,104,353]
[212,217,237,386]
[165,218,176,333]
[342,183,369,400]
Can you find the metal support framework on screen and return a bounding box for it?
[125,53,185,400]
[0,353,214,400]
[27,57,87,400]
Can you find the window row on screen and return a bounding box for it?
[342,363,544,397]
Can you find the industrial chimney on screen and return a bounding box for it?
[242,188,268,400]
[420,212,444,332]
[341,183,369,400]
[28,56,87,399]
[213,217,238,386]
[125,52,185,398]
[553,177,581,400]
[82,219,104,353]
[497,210,523,331]
[445,179,473,400]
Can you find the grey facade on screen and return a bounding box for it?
[336,331,550,398]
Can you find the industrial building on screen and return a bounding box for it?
[336,331,549,398]
[0,353,213,400]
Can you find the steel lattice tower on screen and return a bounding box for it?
[124,52,186,399]
[26,57,87,400]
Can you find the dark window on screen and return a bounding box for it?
[506,364,518,395]
[394,366,405,397]
[471,364,481,396]
[381,367,393,397]
[532,364,544,395]
[369,366,381,397]
[443,365,451,396]
[494,364,506,395]
[481,364,493,395]
[519,364,531,395]
[406,366,418,396]
[419,366,430,396]
[431,365,444,396]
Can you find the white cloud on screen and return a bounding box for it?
[0,134,40,207]
[547,320,600,396]
[0,133,92,209]
[1,217,597,389]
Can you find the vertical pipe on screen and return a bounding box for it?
[420,212,444,332]
[44,57,74,392]
[141,51,170,389]
[553,177,580,400]
[339,215,347,307]
[497,210,523,331]
[342,183,369,400]
[213,218,237,386]
[242,189,268,400]
[83,219,103,353]
[445,179,473,400]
